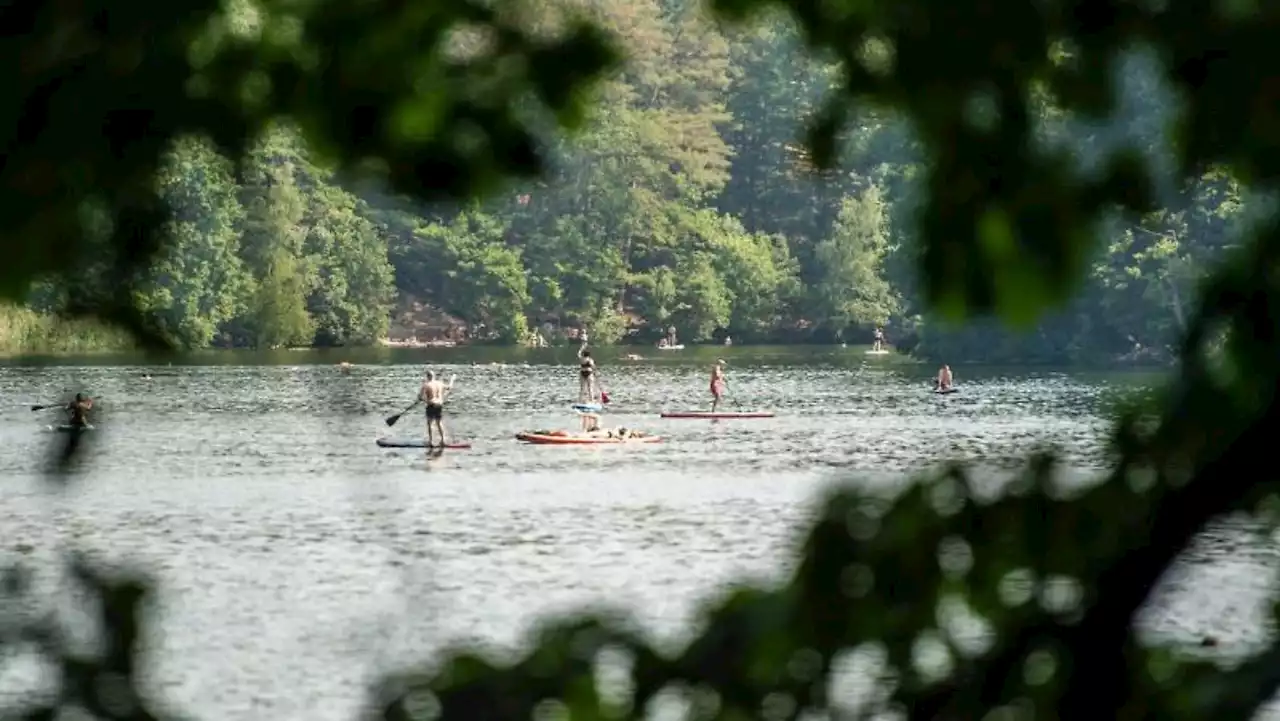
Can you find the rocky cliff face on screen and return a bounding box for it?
[385,296,467,344]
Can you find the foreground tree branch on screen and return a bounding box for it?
[6,0,1280,720]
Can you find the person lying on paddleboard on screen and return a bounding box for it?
[609,427,648,439]
[577,341,597,402]
[419,371,451,448]
[935,364,953,391]
[583,426,645,440]
[710,359,727,412]
[66,393,93,428]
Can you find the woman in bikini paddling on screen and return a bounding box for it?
[710,359,727,412]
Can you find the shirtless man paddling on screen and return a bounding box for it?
[419,370,451,447]
[710,359,727,412]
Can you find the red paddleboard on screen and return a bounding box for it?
[659,411,774,419]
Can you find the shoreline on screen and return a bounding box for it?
[0,344,1180,372]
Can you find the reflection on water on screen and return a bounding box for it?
[0,353,1272,720]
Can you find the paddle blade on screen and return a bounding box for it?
[601,390,611,404]
[385,413,402,427]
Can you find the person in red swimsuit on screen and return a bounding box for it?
[710,359,727,412]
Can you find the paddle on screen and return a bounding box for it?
[31,397,96,412]
[384,400,419,427]
[579,367,609,407]
[385,374,456,427]
[714,383,742,411]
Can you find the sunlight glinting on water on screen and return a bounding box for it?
[2,354,1273,721]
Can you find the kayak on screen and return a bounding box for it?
[376,438,472,449]
[515,430,661,445]
[659,411,774,419]
[47,424,94,432]
[934,387,960,395]
[571,402,604,413]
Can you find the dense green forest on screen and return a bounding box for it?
[5,5,1259,362]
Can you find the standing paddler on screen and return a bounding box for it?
[710,359,727,412]
[66,393,94,429]
[577,335,598,403]
[419,370,452,448]
[934,364,954,392]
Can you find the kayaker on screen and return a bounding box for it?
[65,393,93,428]
[419,371,450,448]
[935,364,953,391]
[577,342,597,402]
[710,359,727,412]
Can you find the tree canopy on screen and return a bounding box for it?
[5,0,1266,361]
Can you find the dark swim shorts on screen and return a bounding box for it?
[425,403,444,421]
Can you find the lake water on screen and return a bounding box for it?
[0,346,1275,720]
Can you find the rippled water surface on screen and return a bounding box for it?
[1,348,1275,719]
